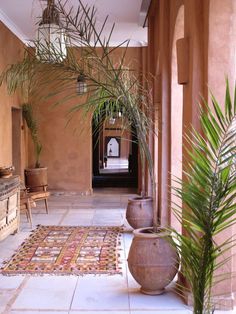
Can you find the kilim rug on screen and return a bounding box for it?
[1,225,122,276]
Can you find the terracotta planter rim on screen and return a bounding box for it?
[133,227,170,238]
[128,196,153,202]
[25,167,47,171]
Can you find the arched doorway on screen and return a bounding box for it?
[170,5,184,232]
[92,113,138,188]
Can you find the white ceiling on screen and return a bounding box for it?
[0,0,148,46]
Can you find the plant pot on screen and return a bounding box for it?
[128,227,179,295]
[25,167,47,191]
[126,197,153,229]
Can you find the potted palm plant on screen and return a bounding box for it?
[21,103,47,191]
[171,81,236,313]
[125,132,154,229]
[0,0,178,295]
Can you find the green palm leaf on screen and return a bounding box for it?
[172,80,236,314]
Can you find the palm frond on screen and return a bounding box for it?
[172,80,236,314]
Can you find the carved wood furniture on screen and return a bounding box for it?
[20,189,36,228]
[24,168,50,213]
[27,185,50,214]
[0,176,20,241]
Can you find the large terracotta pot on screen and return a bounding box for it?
[128,227,179,295]
[126,197,153,229]
[25,167,47,191]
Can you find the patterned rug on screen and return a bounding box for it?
[1,225,122,276]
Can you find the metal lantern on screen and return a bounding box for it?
[77,74,87,95]
[36,0,67,63]
[109,117,116,125]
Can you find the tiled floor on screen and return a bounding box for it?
[0,188,235,314]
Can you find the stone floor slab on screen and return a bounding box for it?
[0,276,24,290]
[0,289,16,313]
[129,289,189,311]
[71,275,129,310]
[10,311,69,314]
[131,311,192,314]
[12,277,77,311]
[70,312,130,314]
[60,212,94,225]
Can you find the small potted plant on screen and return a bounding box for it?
[22,103,47,191]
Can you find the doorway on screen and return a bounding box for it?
[105,136,120,158]
[92,115,138,188]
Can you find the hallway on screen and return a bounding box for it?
[0,189,193,314]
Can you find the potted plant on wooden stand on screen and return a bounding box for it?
[21,103,47,191]
[171,81,236,313]
[0,0,178,295]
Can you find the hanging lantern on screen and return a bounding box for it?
[36,0,67,63]
[109,117,116,125]
[77,73,87,95]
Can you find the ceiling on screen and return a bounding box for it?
[0,0,149,46]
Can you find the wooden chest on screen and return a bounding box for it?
[0,176,20,241]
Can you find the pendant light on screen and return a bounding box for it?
[77,73,87,95]
[36,0,67,63]
[109,117,116,125]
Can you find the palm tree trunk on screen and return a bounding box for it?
[193,236,213,314]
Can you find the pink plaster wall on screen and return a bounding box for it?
[31,100,93,194]
[207,0,236,301]
[0,22,28,179]
[148,0,236,307]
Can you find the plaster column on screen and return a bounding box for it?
[170,5,184,233]
[178,0,208,306]
[158,0,171,226]
[145,13,159,205]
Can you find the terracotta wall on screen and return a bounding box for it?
[148,0,208,227]
[148,0,236,308]
[0,22,27,179]
[207,0,236,300]
[29,47,143,193]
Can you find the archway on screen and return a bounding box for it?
[170,5,184,232]
[92,113,138,188]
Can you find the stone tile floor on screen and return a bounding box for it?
[0,188,235,314]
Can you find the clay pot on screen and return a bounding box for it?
[128,227,179,295]
[25,167,47,191]
[126,197,153,229]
